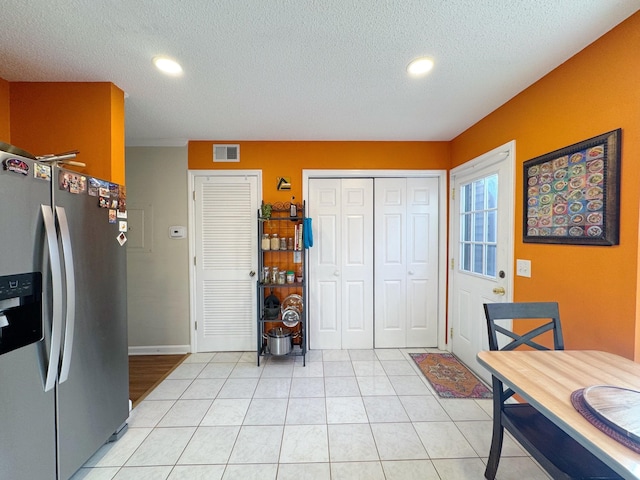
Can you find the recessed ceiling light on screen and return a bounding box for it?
[153,56,183,76]
[407,57,434,77]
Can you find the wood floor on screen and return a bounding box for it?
[128,354,189,407]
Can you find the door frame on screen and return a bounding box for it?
[447,141,515,349]
[187,169,263,353]
[303,169,448,350]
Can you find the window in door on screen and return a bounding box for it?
[459,174,498,278]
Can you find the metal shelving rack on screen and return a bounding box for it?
[256,201,306,366]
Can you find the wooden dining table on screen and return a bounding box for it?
[477,350,640,479]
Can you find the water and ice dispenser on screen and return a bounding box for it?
[0,272,43,356]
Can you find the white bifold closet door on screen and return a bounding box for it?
[308,178,374,350]
[308,176,439,350]
[374,177,439,348]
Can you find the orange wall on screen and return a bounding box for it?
[0,77,10,142]
[110,83,126,184]
[9,82,125,184]
[451,13,640,359]
[188,141,451,204]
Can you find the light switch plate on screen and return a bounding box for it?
[516,259,531,277]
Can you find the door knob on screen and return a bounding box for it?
[249,270,256,277]
[334,271,340,277]
[492,286,506,295]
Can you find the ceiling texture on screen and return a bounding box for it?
[1,1,638,146]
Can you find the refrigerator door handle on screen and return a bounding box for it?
[56,206,76,384]
[42,205,63,392]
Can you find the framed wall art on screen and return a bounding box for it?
[523,128,621,245]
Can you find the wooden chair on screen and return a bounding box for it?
[483,302,621,480]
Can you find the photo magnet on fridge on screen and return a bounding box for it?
[117,232,127,246]
[89,177,109,197]
[34,163,51,181]
[59,171,86,194]
[118,185,126,213]
[2,158,29,175]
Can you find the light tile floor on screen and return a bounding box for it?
[71,348,550,480]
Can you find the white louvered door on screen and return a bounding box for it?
[194,175,258,351]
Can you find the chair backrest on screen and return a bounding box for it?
[483,302,564,352]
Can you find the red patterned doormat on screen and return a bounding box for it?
[409,353,492,399]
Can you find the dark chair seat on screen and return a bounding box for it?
[483,302,621,480]
[503,404,620,479]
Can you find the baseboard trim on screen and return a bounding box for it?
[128,345,191,355]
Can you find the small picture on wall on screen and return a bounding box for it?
[277,177,291,190]
[523,128,621,246]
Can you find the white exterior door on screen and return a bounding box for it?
[308,178,373,349]
[450,143,514,382]
[374,177,439,348]
[192,174,259,352]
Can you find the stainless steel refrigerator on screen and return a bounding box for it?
[0,148,129,480]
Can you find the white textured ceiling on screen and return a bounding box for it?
[0,1,638,146]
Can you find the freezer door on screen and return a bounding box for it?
[0,345,57,478]
[0,157,57,479]
[52,171,129,480]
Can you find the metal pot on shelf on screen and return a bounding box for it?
[263,327,298,356]
[281,294,303,327]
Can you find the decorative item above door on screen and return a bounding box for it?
[277,177,291,190]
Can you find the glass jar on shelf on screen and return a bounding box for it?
[261,233,270,251]
[279,237,287,250]
[277,270,286,285]
[270,233,280,250]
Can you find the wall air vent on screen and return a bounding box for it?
[213,144,240,162]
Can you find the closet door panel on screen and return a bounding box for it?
[374,178,407,347]
[310,175,438,350]
[309,179,342,349]
[343,216,367,341]
[344,215,366,266]
[383,214,403,264]
[344,280,366,331]
[406,177,439,347]
[341,179,373,349]
[318,280,339,333]
[315,213,341,348]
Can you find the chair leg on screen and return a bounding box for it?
[485,377,505,479]
[484,422,504,479]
